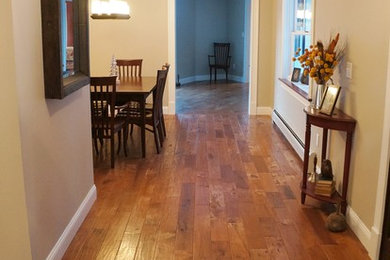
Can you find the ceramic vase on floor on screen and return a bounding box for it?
[314,84,325,109]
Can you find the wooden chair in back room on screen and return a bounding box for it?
[208,42,231,83]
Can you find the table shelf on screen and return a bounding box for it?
[301,181,342,204]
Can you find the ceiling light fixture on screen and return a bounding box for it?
[91,0,130,20]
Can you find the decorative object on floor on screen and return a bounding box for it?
[326,203,347,232]
[320,85,341,116]
[292,33,344,108]
[291,68,301,82]
[91,0,130,20]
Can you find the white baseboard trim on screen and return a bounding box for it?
[369,226,381,259]
[179,74,244,85]
[346,206,372,256]
[272,111,304,159]
[163,106,169,115]
[256,107,273,116]
[46,185,97,260]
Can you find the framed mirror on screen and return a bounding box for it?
[41,0,90,99]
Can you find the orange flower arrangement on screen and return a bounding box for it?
[292,33,343,85]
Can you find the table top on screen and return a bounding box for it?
[116,76,156,94]
[304,106,356,124]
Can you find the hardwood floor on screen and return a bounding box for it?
[63,81,369,259]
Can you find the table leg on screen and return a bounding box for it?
[341,132,353,215]
[140,99,146,158]
[302,119,311,204]
[322,128,328,162]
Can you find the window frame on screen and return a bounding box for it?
[287,0,315,91]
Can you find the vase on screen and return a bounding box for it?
[314,84,325,109]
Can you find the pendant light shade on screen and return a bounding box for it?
[91,0,130,20]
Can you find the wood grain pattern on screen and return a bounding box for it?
[63,81,369,259]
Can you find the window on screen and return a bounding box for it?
[290,0,313,87]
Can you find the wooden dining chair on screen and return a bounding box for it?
[116,59,143,79]
[117,68,169,154]
[90,76,128,168]
[208,42,231,82]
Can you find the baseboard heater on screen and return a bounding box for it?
[273,109,304,148]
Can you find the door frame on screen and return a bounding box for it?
[167,0,259,115]
[372,37,390,259]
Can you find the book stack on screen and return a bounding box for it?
[314,179,335,197]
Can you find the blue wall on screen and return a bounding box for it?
[176,0,247,82]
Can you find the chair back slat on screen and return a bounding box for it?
[152,68,169,119]
[117,59,143,78]
[90,76,117,136]
[214,43,230,66]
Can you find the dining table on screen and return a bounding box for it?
[116,76,157,158]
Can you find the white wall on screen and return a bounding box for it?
[11,0,95,259]
[0,1,32,259]
[90,0,168,77]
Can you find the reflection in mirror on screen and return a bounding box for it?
[62,0,75,78]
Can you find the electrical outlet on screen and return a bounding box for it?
[346,62,353,79]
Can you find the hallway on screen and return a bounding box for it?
[64,82,369,259]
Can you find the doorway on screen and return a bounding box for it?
[167,0,259,115]
[174,0,250,114]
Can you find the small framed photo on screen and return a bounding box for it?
[319,85,341,116]
[300,73,309,85]
[291,68,301,82]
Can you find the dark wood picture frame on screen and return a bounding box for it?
[291,68,301,82]
[41,0,90,99]
[319,85,341,116]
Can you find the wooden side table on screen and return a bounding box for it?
[301,107,356,214]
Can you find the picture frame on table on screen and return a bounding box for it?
[291,68,301,82]
[300,73,309,85]
[319,85,341,116]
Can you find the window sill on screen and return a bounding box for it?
[279,78,310,101]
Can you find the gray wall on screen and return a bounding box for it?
[176,0,246,82]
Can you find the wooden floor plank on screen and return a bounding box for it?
[63,81,369,260]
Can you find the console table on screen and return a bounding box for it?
[301,107,356,214]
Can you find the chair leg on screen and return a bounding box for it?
[226,69,228,82]
[123,125,128,157]
[153,124,161,154]
[130,124,134,135]
[161,115,167,137]
[117,130,122,155]
[110,136,115,168]
[214,68,217,82]
[209,67,212,83]
[93,137,99,155]
[158,122,164,147]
